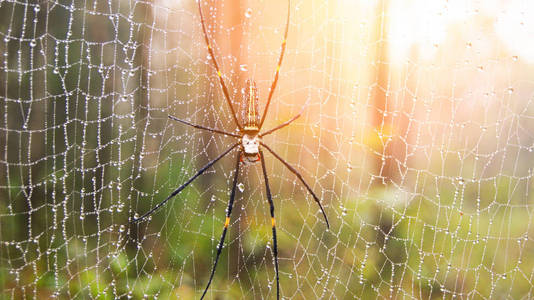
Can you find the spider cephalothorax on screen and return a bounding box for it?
[241,132,261,164]
[132,1,329,299]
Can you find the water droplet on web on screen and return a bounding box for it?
[34,6,41,12]
[30,39,36,47]
[237,183,244,192]
[244,8,252,18]
[507,87,514,94]
[512,55,518,62]
[239,64,248,72]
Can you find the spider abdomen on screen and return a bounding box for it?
[242,79,260,133]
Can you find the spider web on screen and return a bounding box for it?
[1,0,533,298]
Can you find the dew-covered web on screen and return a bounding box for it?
[1,0,534,298]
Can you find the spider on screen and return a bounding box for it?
[132,1,329,299]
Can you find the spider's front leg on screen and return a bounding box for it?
[259,150,281,300]
[131,143,239,223]
[201,152,241,300]
[260,142,330,228]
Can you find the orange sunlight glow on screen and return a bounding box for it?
[495,0,534,63]
[389,0,534,63]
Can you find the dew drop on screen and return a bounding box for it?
[507,87,514,94]
[512,55,518,62]
[237,183,245,192]
[244,8,252,18]
[30,39,36,47]
[34,6,41,12]
[239,64,248,72]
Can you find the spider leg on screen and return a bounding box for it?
[200,152,241,300]
[198,1,243,132]
[260,142,330,228]
[131,143,239,223]
[259,150,280,300]
[168,115,240,138]
[259,110,301,138]
[259,0,291,130]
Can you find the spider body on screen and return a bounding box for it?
[241,80,261,164]
[242,79,260,133]
[241,133,261,164]
[132,1,329,299]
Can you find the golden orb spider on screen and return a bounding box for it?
[132,1,329,298]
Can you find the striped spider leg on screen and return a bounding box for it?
[132,1,329,299]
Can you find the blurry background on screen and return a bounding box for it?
[1,0,533,298]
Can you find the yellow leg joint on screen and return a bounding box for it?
[271,217,276,227]
[217,70,222,77]
[224,217,230,228]
[276,65,280,71]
